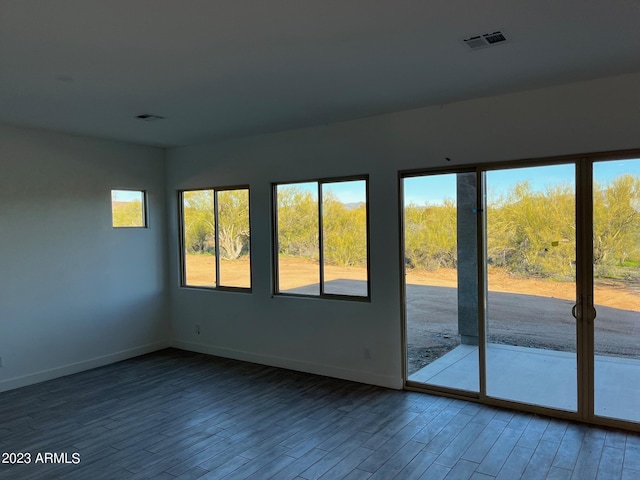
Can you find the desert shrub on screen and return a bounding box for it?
[487,182,576,279]
[322,194,367,266]
[404,200,457,271]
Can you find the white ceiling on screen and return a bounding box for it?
[2,1,640,147]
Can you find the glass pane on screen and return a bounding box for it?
[182,190,216,287]
[111,190,145,227]
[485,164,577,411]
[322,180,368,297]
[404,173,479,392]
[276,183,319,294]
[217,189,251,288]
[593,158,640,422]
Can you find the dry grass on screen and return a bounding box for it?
[183,254,639,310]
[184,255,250,288]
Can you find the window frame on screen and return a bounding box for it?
[111,189,148,228]
[179,185,252,292]
[272,174,371,301]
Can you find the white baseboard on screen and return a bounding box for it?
[172,339,403,390]
[0,341,170,393]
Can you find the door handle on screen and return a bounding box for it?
[571,301,596,321]
[587,295,597,321]
[571,303,580,319]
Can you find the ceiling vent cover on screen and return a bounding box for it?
[464,31,507,49]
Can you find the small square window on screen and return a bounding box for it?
[111,190,147,228]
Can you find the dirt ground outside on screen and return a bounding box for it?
[184,255,640,374]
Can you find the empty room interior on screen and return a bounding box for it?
[2,1,640,479]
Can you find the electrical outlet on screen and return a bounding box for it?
[0,356,3,367]
[195,324,201,335]
[363,348,371,360]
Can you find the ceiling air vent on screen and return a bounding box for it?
[464,31,507,50]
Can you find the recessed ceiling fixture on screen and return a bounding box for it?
[464,31,507,50]
[135,114,165,122]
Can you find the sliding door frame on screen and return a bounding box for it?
[400,167,481,400]
[401,148,640,432]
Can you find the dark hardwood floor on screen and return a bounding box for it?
[0,348,639,479]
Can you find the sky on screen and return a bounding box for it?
[112,189,144,203]
[403,158,640,205]
[117,158,640,206]
[277,180,366,204]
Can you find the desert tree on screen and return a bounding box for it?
[182,190,215,254]
[217,189,250,260]
[593,174,640,276]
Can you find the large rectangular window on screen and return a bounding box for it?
[181,187,251,290]
[274,176,369,299]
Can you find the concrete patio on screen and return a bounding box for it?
[409,343,640,422]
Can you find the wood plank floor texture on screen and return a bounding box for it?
[0,349,639,480]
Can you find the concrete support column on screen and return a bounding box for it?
[457,173,479,345]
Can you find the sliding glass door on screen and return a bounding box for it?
[484,164,577,411]
[403,154,640,428]
[593,159,640,423]
[403,172,479,393]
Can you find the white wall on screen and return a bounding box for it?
[0,124,169,391]
[166,72,640,389]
